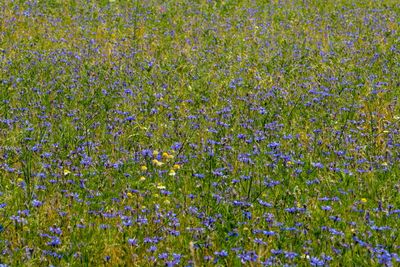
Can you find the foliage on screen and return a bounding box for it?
[1,0,400,266]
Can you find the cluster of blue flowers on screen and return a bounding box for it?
[1,0,399,266]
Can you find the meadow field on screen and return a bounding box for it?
[1,0,400,266]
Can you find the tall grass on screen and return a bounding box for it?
[1,0,400,266]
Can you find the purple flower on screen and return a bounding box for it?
[127,238,137,246]
[47,236,61,247]
[32,199,43,208]
[214,250,228,257]
[310,256,325,266]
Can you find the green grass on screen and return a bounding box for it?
[1,0,400,266]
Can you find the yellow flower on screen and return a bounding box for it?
[140,165,148,171]
[152,150,159,156]
[152,159,164,166]
[17,178,24,183]
[64,169,71,176]
[127,192,133,198]
[173,164,181,170]
[361,198,367,203]
[162,152,174,159]
[140,176,146,181]
[168,169,176,176]
[156,183,166,190]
